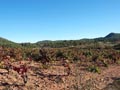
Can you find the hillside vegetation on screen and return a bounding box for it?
[0,37,21,47]
[21,32,120,48]
[0,32,120,48]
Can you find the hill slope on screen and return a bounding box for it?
[105,32,120,39]
[0,37,21,47]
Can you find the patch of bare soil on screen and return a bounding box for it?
[0,61,120,90]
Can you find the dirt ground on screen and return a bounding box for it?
[0,61,120,90]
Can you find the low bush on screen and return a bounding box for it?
[87,65,100,73]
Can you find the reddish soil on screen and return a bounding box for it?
[0,61,120,90]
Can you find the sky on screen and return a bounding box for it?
[0,0,120,43]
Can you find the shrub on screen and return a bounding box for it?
[87,65,100,73]
[55,50,66,60]
[103,60,108,67]
[73,56,79,62]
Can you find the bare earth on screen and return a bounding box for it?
[0,61,120,90]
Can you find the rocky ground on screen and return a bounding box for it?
[0,61,120,90]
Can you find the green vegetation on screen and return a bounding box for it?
[87,65,101,73]
[22,32,120,48]
[0,33,120,48]
[0,37,21,48]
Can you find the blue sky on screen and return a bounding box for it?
[0,0,120,43]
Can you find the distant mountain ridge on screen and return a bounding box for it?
[102,32,120,42]
[34,32,120,48]
[104,32,120,39]
[0,32,120,48]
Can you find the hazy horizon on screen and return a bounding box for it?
[0,0,120,43]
